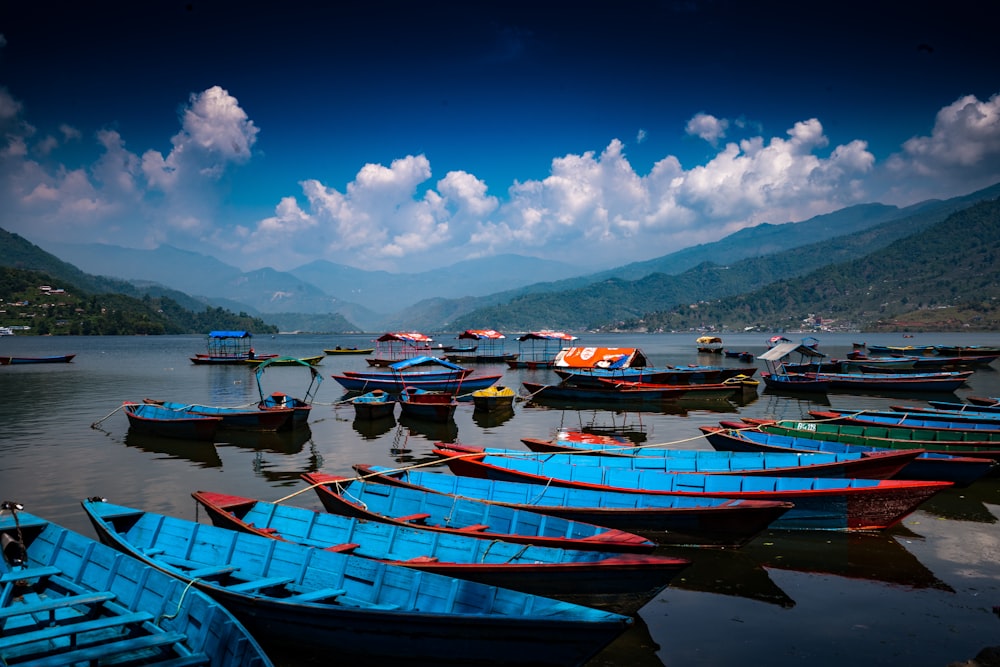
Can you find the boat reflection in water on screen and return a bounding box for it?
[219,425,312,455]
[648,527,953,623]
[123,431,222,468]
[653,543,796,609]
[584,614,666,667]
[917,483,1000,523]
[522,396,740,416]
[471,404,517,429]
[352,414,397,440]
[740,528,953,592]
[398,414,459,443]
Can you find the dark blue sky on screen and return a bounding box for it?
[1,0,998,272]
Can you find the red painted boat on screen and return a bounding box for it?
[191,491,690,614]
[301,471,657,552]
[398,386,457,421]
[447,441,917,480]
[353,463,794,548]
[431,446,951,532]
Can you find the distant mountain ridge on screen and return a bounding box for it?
[445,182,1000,330]
[625,196,1000,332]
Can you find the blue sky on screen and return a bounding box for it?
[1,1,999,274]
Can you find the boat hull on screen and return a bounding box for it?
[351,391,396,420]
[709,421,995,486]
[522,381,737,403]
[0,354,76,364]
[332,373,502,394]
[122,401,221,441]
[355,465,794,548]
[302,472,657,553]
[471,385,516,411]
[742,417,1000,465]
[82,499,632,667]
[432,447,952,532]
[191,491,689,614]
[143,399,294,431]
[519,435,918,480]
[0,509,271,667]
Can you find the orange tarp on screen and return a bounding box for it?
[553,347,645,369]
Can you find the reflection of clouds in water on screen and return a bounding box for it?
[903,509,1000,585]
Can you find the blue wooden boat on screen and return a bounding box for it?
[888,404,1000,423]
[122,401,222,441]
[190,330,277,365]
[351,390,396,420]
[191,491,690,614]
[332,356,502,394]
[555,365,755,387]
[431,445,952,532]
[522,380,738,404]
[398,386,457,421]
[931,344,1000,357]
[967,395,1000,407]
[515,436,918,479]
[82,498,633,666]
[704,421,995,487]
[455,441,916,479]
[759,371,829,393]
[865,344,937,356]
[353,464,793,548]
[254,355,323,427]
[811,409,1000,433]
[142,399,294,431]
[799,370,972,392]
[0,354,75,365]
[0,503,272,667]
[928,400,1000,414]
[301,472,657,552]
[343,355,473,382]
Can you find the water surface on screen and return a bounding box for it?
[1,332,998,666]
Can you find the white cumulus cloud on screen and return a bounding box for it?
[686,113,730,145]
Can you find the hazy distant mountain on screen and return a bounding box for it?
[288,254,589,313]
[37,241,588,328]
[42,242,245,294]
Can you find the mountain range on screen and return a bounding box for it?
[6,181,1000,333]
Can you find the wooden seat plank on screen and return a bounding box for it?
[286,588,347,603]
[13,630,187,667]
[0,592,116,621]
[0,610,154,652]
[226,576,294,593]
[0,566,63,584]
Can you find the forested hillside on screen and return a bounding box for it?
[447,189,1000,332]
[0,266,277,335]
[620,198,1000,333]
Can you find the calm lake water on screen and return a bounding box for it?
[2,332,998,666]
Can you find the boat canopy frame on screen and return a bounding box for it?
[205,330,253,358]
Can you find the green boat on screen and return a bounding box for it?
[742,417,1000,463]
